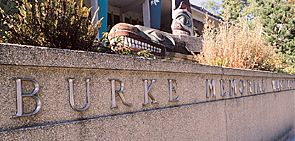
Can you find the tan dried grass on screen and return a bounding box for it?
[196,17,283,71]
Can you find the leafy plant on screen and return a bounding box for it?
[93,32,112,53]
[1,0,101,51]
[136,50,155,59]
[109,37,155,58]
[95,32,155,58]
[281,55,295,74]
[254,0,295,57]
[0,0,19,37]
[222,0,248,22]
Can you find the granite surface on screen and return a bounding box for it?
[2,43,294,78]
[0,44,295,141]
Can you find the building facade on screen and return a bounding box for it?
[84,0,221,37]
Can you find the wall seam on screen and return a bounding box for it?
[224,100,228,141]
[222,67,229,141]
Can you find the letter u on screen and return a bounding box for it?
[68,78,90,111]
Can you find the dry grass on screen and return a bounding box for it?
[196,17,284,71]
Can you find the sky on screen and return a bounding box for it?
[190,0,222,6]
[190,0,222,14]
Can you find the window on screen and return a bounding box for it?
[114,15,121,25]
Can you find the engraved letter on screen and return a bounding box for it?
[287,80,291,90]
[272,80,276,92]
[279,80,283,91]
[257,80,262,94]
[257,80,266,94]
[262,80,267,93]
[272,80,279,92]
[229,79,237,96]
[220,79,227,97]
[282,80,286,90]
[206,79,216,98]
[168,79,180,102]
[247,80,253,95]
[253,81,256,94]
[16,78,41,117]
[143,79,158,106]
[68,78,90,111]
[109,79,132,108]
[238,80,245,95]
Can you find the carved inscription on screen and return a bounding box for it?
[238,80,245,95]
[109,79,132,108]
[206,79,216,98]
[220,79,226,97]
[143,79,158,106]
[12,76,295,117]
[168,79,180,102]
[206,78,295,99]
[68,78,91,111]
[272,80,294,92]
[229,79,237,96]
[247,80,255,95]
[15,78,41,117]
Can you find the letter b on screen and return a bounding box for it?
[15,78,41,117]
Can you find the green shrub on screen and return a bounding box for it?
[0,0,19,37]
[281,55,295,74]
[94,32,155,59]
[1,0,101,51]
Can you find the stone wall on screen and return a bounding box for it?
[0,44,295,141]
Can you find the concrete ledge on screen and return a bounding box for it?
[1,43,292,78]
[0,43,221,74]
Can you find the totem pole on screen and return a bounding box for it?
[108,0,200,56]
[171,0,194,36]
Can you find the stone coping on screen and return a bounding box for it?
[0,43,293,78]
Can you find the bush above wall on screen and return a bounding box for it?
[0,0,101,51]
[196,16,285,73]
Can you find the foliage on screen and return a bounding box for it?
[95,32,155,59]
[201,0,222,15]
[222,0,294,53]
[94,32,112,53]
[196,17,284,71]
[220,0,295,73]
[136,50,155,59]
[0,0,19,37]
[1,0,101,51]
[222,0,244,22]
[109,37,155,59]
[282,55,295,74]
[254,0,295,57]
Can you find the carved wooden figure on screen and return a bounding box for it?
[171,0,194,36]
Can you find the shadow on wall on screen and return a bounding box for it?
[275,125,294,141]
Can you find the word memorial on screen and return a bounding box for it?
[205,78,295,99]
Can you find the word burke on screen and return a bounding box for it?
[15,78,179,117]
